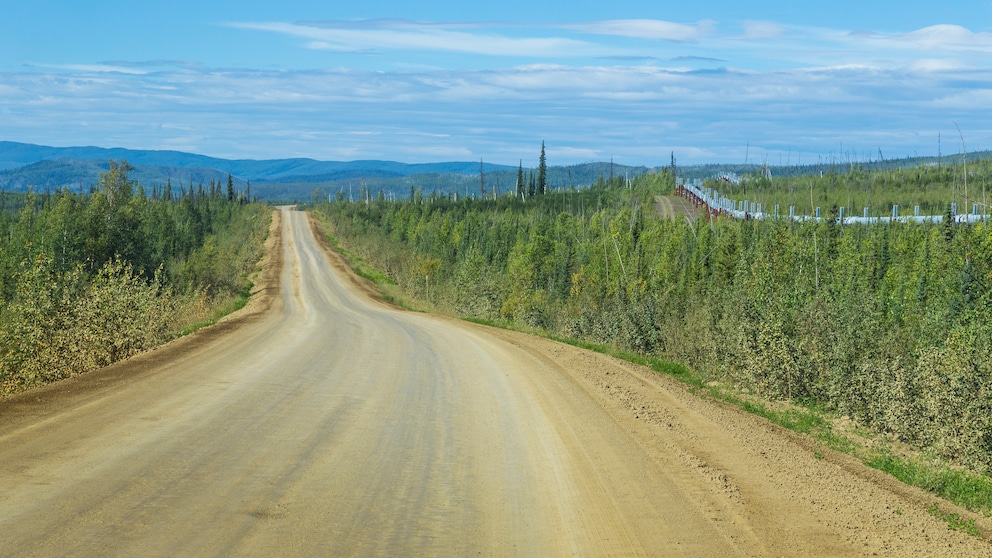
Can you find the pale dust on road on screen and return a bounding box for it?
[0,207,989,556]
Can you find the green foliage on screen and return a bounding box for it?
[0,255,181,392]
[0,161,269,395]
[706,158,992,217]
[537,141,547,196]
[516,162,525,199]
[867,451,992,517]
[927,502,981,536]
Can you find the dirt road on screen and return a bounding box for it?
[1,207,989,556]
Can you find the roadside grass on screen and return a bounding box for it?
[927,502,982,537]
[867,452,992,518]
[309,214,419,310]
[327,233,992,538]
[322,230,394,286]
[177,208,272,339]
[178,277,255,337]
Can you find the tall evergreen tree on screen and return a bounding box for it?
[479,159,486,198]
[538,141,547,195]
[227,173,235,202]
[516,161,525,199]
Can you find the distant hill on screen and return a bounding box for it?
[0,159,236,193]
[0,141,655,201]
[0,141,515,182]
[3,141,990,201]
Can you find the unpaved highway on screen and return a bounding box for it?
[1,207,989,556]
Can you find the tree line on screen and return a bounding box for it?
[706,157,992,218]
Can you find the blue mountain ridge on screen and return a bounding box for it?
[0,141,516,180]
[0,141,666,201]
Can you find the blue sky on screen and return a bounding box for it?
[2,1,992,166]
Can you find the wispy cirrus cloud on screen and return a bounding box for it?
[29,63,151,75]
[671,55,726,63]
[229,20,602,57]
[846,24,992,52]
[740,20,787,40]
[561,19,716,42]
[228,18,992,75]
[684,22,992,73]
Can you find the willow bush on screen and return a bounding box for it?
[0,162,269,396]
[0,256,193,393]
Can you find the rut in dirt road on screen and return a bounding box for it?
[0,207,988,556]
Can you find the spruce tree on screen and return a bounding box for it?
[538,141,547,195]
[516,161,525,199]
[479,159,485,198]
[227,173,235,202]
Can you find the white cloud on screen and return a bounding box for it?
[231,21,599,58]
[563,19,716,42]
[908,58,968,71]
[930,88,992,109]
[741,20,786,40]
[226,18,992,74]
[902,24,992,50]
[32,63,150,75]
[838,24,992,54]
